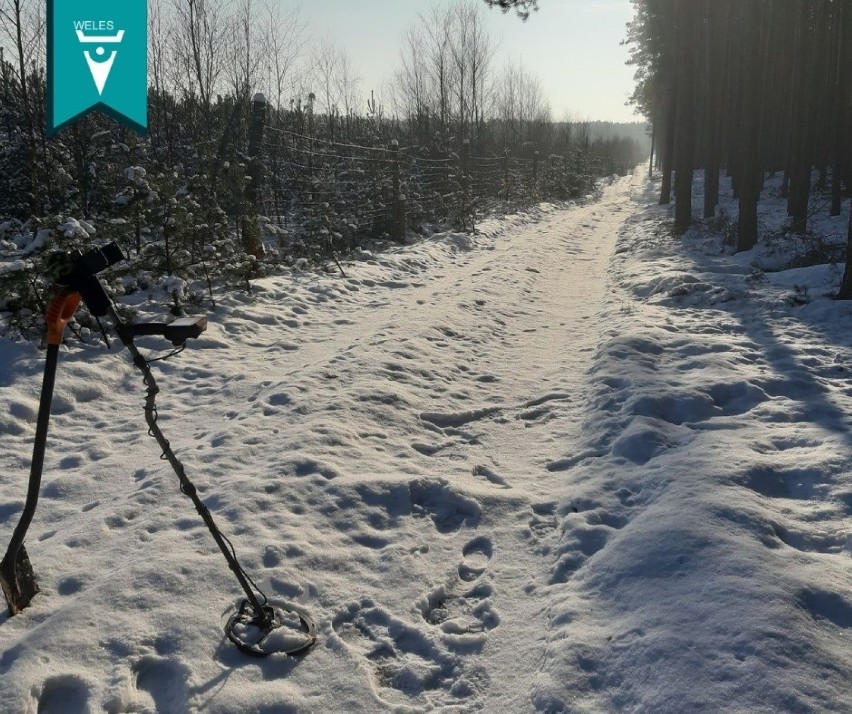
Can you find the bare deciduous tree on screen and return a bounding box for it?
[310,37,342,136]
[172,0,227,106]
[261,0,306,114]
[335,51,361,138]
[394,1,497,144]
[0,0,43,120]
[225,0,265,102]
[393,26,431,136]
[496,59,550,147]
[309,38,360,141]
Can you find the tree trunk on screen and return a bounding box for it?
[659,84,677,204]
[703,164,719,220]
[787,1,814,232]
[788,168,811,230]
[673,1,696,233]
[736,1,764,251]
[837,203,852,299]
[817,166,827,191]
[702,0,720,219]
[830,1,846,217]
[831,166,843,216]
[648,121,656,179]
[241,94,267,257]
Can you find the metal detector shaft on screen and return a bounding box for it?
[2,286,81,616]
[118,335,268,620]
[0,344,59,613]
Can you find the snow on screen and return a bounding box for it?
[21,229,52,257]
[58,218,94,239]
[1,171,850,712]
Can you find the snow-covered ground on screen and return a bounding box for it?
[1,171,850,713]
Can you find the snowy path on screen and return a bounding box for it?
[0,178,637,712]
[177,177,634,712]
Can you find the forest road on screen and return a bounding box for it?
[170,172,641,711]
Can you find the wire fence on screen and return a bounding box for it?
[257,120,606,259]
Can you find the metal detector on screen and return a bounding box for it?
[0,243,315,658]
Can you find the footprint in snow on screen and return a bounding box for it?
[549,516,624,585]
[332,600,482,708]
[771,522,848,555]
[36,675,92,714]
[526,502,559,548]
[130,657,191,713]
[458,536,493,581]
[797,588,852,630]
[418,536,499,641]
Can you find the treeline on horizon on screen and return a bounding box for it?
[625,0,852,295]
[0,0,646,228]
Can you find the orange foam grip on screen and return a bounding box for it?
[46,291,82,345]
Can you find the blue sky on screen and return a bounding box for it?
[301,0,639,123]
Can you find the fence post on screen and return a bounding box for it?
[461,138,470,231]
[533,149,539,197]
[391,140,405,242]
[242,92,267,257]
[503,149,510,206]
[548,154,555,198]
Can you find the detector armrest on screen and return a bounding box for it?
[117,316,208,346]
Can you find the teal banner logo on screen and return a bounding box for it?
[47,0,147,137]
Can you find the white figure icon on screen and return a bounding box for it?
[75,29,125,95]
